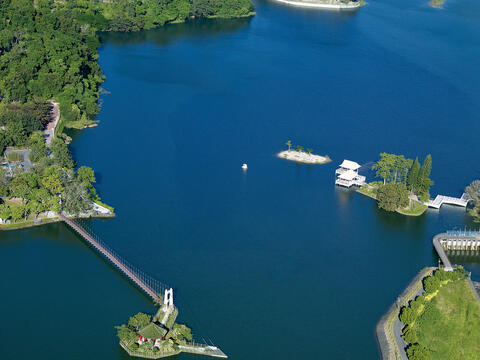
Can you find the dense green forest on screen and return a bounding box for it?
[0,0,254,128]
[0,0,253,223]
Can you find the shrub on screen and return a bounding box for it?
[407,343,432,360]
[423,276,440,293]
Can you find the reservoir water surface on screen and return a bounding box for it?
[1,0,480,359]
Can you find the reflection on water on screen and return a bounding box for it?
[99,18,252,46]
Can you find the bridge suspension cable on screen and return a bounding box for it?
[60,213,170,300]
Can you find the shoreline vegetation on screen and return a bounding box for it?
[356,153,433,217]
[0,0,255,233]
[398,268,480,360]
[376,267,435,360]
[0,209,114,231]
[357,184,428,216]
[376,267,480,360]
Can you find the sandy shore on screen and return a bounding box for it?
[278,150,331,164]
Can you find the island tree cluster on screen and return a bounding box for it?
[116,311,193,357]
[370,153,433,213]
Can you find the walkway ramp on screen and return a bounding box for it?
[426,193,471,209]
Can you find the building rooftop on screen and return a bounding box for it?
[339,160,361,170]
[338,169,358,181]
[139,323,167,339]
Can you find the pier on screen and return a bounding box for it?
[425,193,471,209]
[433,230,480,271]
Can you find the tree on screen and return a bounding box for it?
[418,155,433,196]
[52,139,75,169]
[27,199,42,219]
[41,167,63,195]
[169,323,192,343]
[296,145,303,152]
[407,344,432,360]
[0,204,11,220]
[128,312,151,330]
[77,166,96,184]
[116,324,138,343]
[10,204,25,222]
[285,140,292,151]
[407,157,421,194]
[77,166,98,199]
[62,182,92,215]
[29,133,48,163]
[465,180,480,222]
[372,153,396,184]
[307,148,313,156]
[393,155,412,184]
[376,182,409,212]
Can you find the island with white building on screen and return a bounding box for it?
[335,160,366,188]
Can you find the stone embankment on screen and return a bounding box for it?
[278,150,331,164]
[376,267,435,360]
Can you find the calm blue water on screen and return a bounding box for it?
[1,0,480,359]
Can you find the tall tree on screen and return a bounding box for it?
[285,140,292,151]
[393,155,412,184]
[419,155,433,196]
[407,158,421,194]
[372,153,395,184]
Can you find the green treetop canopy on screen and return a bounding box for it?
[138,323,167,339]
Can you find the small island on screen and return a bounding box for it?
[117,289,227,359]
[356,153,432,216]
[272,0,363,10]
[428,0,445,9]
[278,140,331,165]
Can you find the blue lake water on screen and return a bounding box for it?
[1,0,480,359]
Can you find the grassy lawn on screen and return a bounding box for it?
[414,279,480,359]
[396,200,427,216]
[356,185,377,200]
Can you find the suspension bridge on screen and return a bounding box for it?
[59,213,228,358]
[59,213,167,300]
